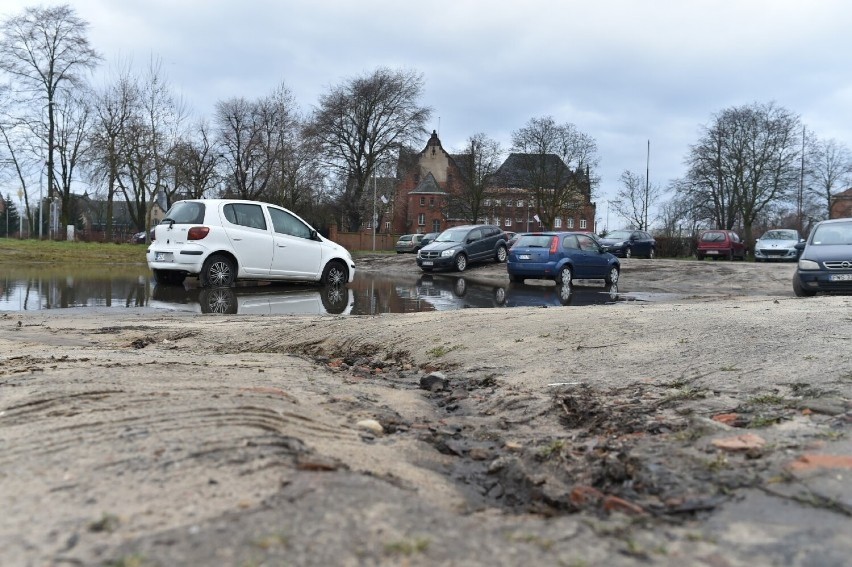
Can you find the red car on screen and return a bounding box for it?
[696,229,747,261]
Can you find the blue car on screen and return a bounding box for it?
[507,232,620,285]
[793,218,852,296]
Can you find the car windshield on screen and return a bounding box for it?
[812,222,852,245]
[435,229,468,243]
[399,235,412,242]
[515,235,553,248]
[606,230,633,239]
[701,231,726,242]
[762,230,798,240]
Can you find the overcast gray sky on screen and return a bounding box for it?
[6,0,852,224]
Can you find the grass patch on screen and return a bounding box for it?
[749,394,786,405]
[0,238,146,264]
[538,439,565,459]
[384,537,430,556]
[426,344,462,357]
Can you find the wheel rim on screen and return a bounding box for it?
[559,266,571,284]
[609,267,619,284]
[625,248,632,258]
[497,247,507,262]
[209,260,232,286]
[206,288,234,313]
[650,249,655,259]
[327,265,345,285]
[456,255,467,271]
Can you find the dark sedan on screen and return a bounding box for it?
[417,224,508,272]
[597,229,656,259]
[793,218,852,296]
[507,232,620,286]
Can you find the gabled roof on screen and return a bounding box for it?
[410,172,447,195]
[492,153,573,188]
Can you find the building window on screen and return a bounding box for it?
[505,218,512,227]
[418,213,425,226]
[517,199,524,208]
[494,199,501,207]
[580,219,587,229]
[429,197,434,207]
[484,199,491,206]
[567,218,574,229]
[508,200,513,208]
[555,217,562,228]
[419,196,425,206]
[385,221,391,230]
[366,220,372,229]
[432,219,440,232]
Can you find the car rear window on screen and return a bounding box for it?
[162,202,205,224]
[515,235,552,248]
[700,231,726,242]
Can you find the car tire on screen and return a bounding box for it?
[455,253,468,272]
[792,274,816,297]
[199,287,237,314]
[201,254,235,288]
[625,247,632,259]
[605,266,620,285]
[648,248,656,259]
[556,265,572,285]
[321,260,348,286]
[495,245,508,263]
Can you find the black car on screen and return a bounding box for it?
[416,224,508,272]
[792,218,852,297]
[419,232,440,247]
[597,229,656,259]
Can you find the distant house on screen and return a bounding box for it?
[391,131,597,235]
[830,188,852,219]
[74,192,167,241]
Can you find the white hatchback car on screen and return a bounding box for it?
[146,199,355,288]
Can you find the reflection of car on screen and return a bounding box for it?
[792,218,852,297]
[131,228,156,244]
[507,232,620,286]
[146,199,355,288]
[415,275,507,309]
[419,232,440,247]
[417,224,508,272]
[506,281,619,307]
[696,229,747,261]
[597,229,656,259]
[395,233,426,254]
[754,229,803,262]
[150,283,354,314]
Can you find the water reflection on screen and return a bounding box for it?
[0,266,623,314]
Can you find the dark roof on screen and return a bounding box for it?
[492,153,574,188]
[410,172,447,195]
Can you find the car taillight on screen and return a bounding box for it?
[550,236,559,254]
[187,226,210,240]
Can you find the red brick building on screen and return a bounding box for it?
[830,188,852,219]
[392,131,597,236]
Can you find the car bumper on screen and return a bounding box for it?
[603,246,627,257]
[507,261,558,278]
[417,255,457,270]
[146,247,205,275]
[795,270,852,293]
[755,249,798,260]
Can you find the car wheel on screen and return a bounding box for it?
[648,248,656,259]
[792,274,816,297]
[199,287,237,314]
[556,265,572,285]
[455,253,468,272]
[321,260,348,286]
[509,274,524,284]
[454,278,467,296]
[605,266,620,285]
[625,247,632,259]
[495,245,508,263]
[201,254,235,287]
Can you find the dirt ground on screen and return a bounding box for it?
[1,256,850,566]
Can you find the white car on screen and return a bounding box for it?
[754,228,803,262]
[146,199,355,288]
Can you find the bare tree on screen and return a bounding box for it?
[307,67,431,231]
[453,133,503,223]
[0,4,100,235]
[172,120,220,201]
[508,116,598,229]
[51,89,92,230]
[683,102,802,246]
[807,137,852,219]
[613,170,662,230]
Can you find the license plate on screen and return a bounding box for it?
[422,261,433,266]
[830,274,852,281]
[154,252,172,262]
[706,250,718,255]
[518,254,531,260]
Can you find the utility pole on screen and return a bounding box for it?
[798,126,805,232]
[644,140,650,231]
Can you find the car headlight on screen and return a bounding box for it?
[441,248,456,258]
[798,259,820,270]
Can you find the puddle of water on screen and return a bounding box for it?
[1,266,643,314]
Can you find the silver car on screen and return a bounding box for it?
[754,229,803,262]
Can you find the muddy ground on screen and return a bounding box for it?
[1,256,850,566]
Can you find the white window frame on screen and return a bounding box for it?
[580,219,587,229]
[418,213,426,226]
[505,218,512,227]
[567,218,574,229]
[554,217,562,228]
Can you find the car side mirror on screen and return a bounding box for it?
[794,241,805,251]
[310,229,318,240]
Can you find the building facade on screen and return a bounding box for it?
[829,188,852,219]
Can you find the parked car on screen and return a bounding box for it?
[419,232,440,247]
[507,232,620,286]
[792,218,852,297]
[506,232,524,249]
[416,224,508,272]
[597,229,656,259]
[754,229,803,262]
[146,199,356,287]
[395,233,426,254]
[696,229,747,260]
